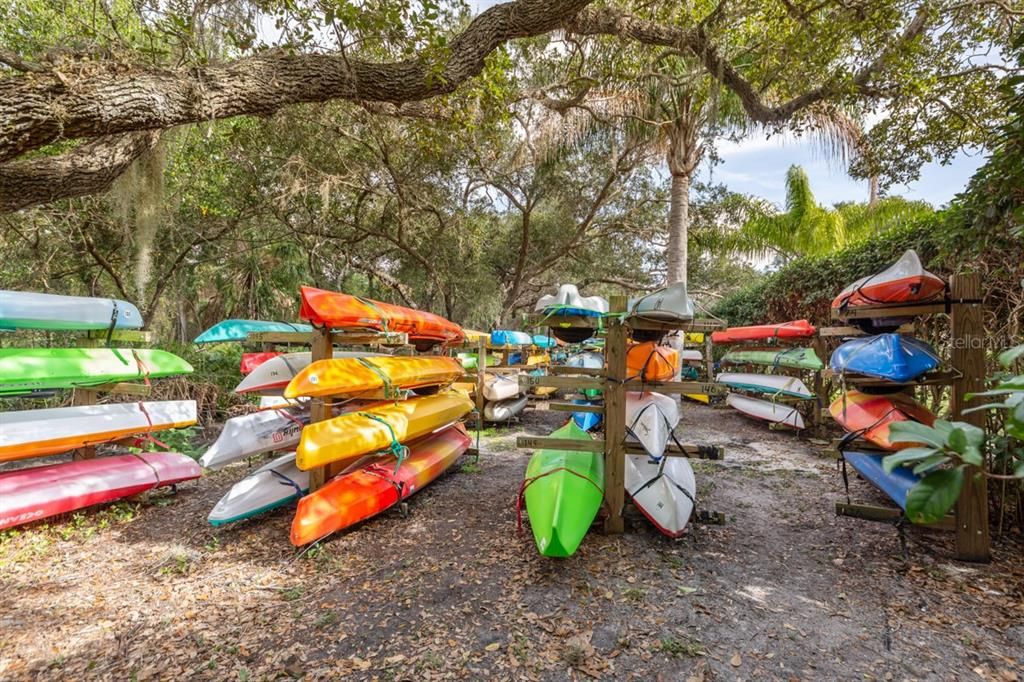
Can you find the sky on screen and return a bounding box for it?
[703,135,987,210]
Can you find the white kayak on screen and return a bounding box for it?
[626,455,696,537]
[625,391,680,459]
[627,282,695,324]
[234,351,382,395]
[679,350,703,363]
[535,284,609,315]
[716,372,814,399]
[565,351,603,369]
[482,374,521,402]
[0,290,143,331]
[0,401,196,462]
[726,393,805,429]
[200,407,309,469]
[483,395,528,422]
[208,452,308,526]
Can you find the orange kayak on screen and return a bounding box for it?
[299,286,465,346]
[626,342,678,382]
[830,390,936,450]
[291,423,470,545]
[283,355,463,399]
[295,392,473,470]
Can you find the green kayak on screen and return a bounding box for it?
[721,347,823,371]
[0,348,193,395]
[523,420,604,557]
[457,353,498,370]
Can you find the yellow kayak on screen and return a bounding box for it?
[526,353,550,367]
[684,394,710,404]
[284,356,463,399]
[296,393,473,470]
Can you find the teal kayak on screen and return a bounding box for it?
[523,420,604,557]
[722,347,823,371]
[0,348,193,395]
[194,319,312,344]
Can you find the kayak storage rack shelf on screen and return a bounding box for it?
[825,273,989,562]
[520,296,727,534]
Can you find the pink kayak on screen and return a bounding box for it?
[0,453,201,530]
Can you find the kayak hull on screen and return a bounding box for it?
[712,320,816,343]
[482,374,521,402]
[627,282,694,324]
[843,451,919,510]
[722,348,823,371]
[626,455,696,537]
[284,355,463,399]
[0,290,142,331]
[291,424,470,545]
[208,452,308,526]
[626,343,678,382]
[535,284,609,316]
[726,393,805,429]
[715,372,814,399]
[0,401,197,462]
[0,348,192,395]
[523,421,604,557]
[484,396,529,421]
[829,334,939,382]
[200,406,310,469]
[625,392,680,459]
[0,453,201,530]
[194,319,312,344]
[832,250,945,309]
[829,390,936,450]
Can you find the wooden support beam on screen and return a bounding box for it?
[822,369,960,388]
[622,380,722,395]
[704,334,714,382]
[519,374,604,391]
[247,330,409,346]
[949,273,990,562]
[624,444,725,460]
[475,336,486,424]
[836,502,955,531]
[831,302,947,320]
[549,365,604,376]
[308,327,333,493]
[515,437,724,460]
[83,382,152,396]
[603,296,628,534]
[83,329,155,343]
[549,401,603,414]
[817,324,916,338]
[71,388,99,460]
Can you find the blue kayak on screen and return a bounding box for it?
[572,400,603,431]
[491,329,533,346]
[829,333,939,382]
[843,451,920,510]
[533,334,557,349]
[194,319,313,344]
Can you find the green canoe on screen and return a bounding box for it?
[523,420,604,557]
[721,347,823,371]
[0,348,193,395]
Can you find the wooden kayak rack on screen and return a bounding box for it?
[518,296,727,534]
[825,273,990,562]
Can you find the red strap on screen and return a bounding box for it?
[515,466,603,533]
[131,349,152,387]
[130,401,170,451]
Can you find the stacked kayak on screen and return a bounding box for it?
[533,335,558,349]
[716,372,814,399]
[712,320,816,343]
[833,250,945,310]
[0,290,142,331]
[626,282,695,326]
[481,373,527,422]
[727,393,805,429]
[522,421,604,557]
[0,290,199,530]
[491,329,532,346]
[626,342,678,382]
[300,286,465,347]
[841,451,920,511]
[291,424,470,545]
[722,347,823,371]
[209,452,306,527]
[0,348,192,396]
[566,351,603,400]
[240,351,281,374]
[235,351,384,395]
[195,319,311,344]
[829,390,936,450]
[457,353,498,370]
[829,333,939,382]
[572,400,603,431]
[284,356,463,400]
[536,284,609,343]
[1,453,200,530]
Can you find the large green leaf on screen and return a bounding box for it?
[889,421,950,448]
[882,447,938,473]
[998,344,1024,369]
[906,468,964,525]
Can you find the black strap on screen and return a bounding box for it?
[105,301,118,347]
[268,469,304,497]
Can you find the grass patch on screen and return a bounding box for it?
[281,586,304,601]
[622,587,646,602]
[657,636,704,658]
[460,462,482,474]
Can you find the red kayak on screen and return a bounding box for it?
[0,453,201,530]
[240,352,281,375]
[299,286,465,346]
[712,319,816,343]
[290,423,470,545]
[830,390,936,450]
[832,250,945,309]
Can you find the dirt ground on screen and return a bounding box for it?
[1,402,1022,681]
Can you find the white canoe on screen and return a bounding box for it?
[208,452,308,526]
[716,372,814,399]
[0,401,196,461]
[624,391,680,459]
[483,395,528,422]
[235,351,381,395]
[679,350,703,363]
[482,374,521,402]
[726,393,805,429]
[626,455,696,537]
[0,290,143,331]
[535,284,609,314]
[200,407,309,469]
[627,282,695,324]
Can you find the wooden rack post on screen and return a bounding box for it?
[949,273,990,562]
[308,327,333,493]
[475,336,487,424]
[603,296,628,534]
[703,333,714,382]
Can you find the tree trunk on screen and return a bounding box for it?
[666,171,690,285]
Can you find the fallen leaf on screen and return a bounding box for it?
[730,653,742,667]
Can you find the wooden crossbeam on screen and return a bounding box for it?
[84,382,152,396]
[516,436,724,460]
[623,380,721,395]
[83,329,155,343]
[548,401,602,413]
[822,369,959,387]
[518,374,603,391]
[247,330,410,346]
[627,317,726,333]
[549,365,603,376]
[835,502,955,531]
[831,302,947,320]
